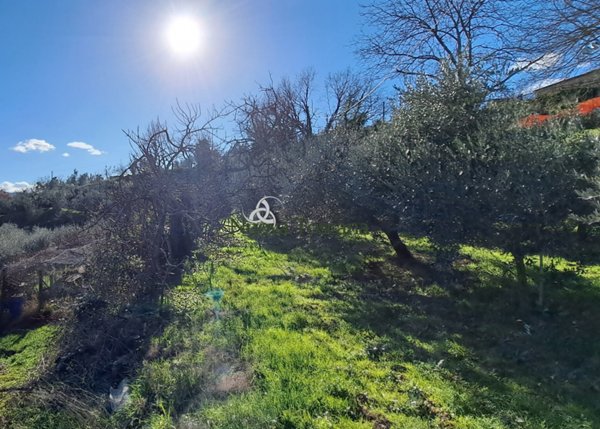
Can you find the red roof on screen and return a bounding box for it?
[522,96,600,127]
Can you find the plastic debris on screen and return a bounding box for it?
[109,378,130,412]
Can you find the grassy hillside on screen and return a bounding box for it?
[2,228,599,428]
[119,229,599,428]
[0,325,59,396]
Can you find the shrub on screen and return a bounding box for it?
[0,223,80,266]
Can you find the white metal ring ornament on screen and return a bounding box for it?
[243,196,282,226]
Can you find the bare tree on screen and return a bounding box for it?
[227,71,318,201]
[361,0,600,93]
[325,69,382,131]
[359,0,547,91]
[102,104,230,301]
[518,0,600,77]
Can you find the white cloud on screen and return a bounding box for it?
[62,152,70,157]
[0,181,33,193]
[512,52,561,72]
[521,77,563,95]
[11,139,55,153]
[67,141,104,156]
[530,52,561,70]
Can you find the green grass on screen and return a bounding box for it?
[6,228,598,428]
[0,324,59,390]
[0,324,60,419]
[119,229,600,428]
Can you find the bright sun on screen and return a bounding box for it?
[166,15,202,57]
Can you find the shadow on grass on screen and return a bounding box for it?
[254,228,600,426]
[0,273,185,428]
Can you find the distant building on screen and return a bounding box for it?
[534,68,600,100]
[521,68,600,126]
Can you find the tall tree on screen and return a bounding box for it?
[361,0,600,93]
[359,0,536,91]
[518,0,600,78]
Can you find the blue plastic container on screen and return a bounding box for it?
[5,297,25,320]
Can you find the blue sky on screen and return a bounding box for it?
[0,0,365,190]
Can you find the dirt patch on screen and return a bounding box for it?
[202,346,251,398]
[179,347,252,422]
[210,365,251,398]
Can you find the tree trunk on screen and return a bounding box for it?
[537,254,544,309]
[37,270,44,313]
[514,253,527,288]
[152,212,167,276]
[513,252,528,311]
[169,212,192,263]
[382,229,414,262]
[577,223,588,242]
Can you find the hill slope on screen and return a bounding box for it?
[125,230,600,429]
[3,229,599,428]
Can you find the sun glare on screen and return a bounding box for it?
[166,15,202,57]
